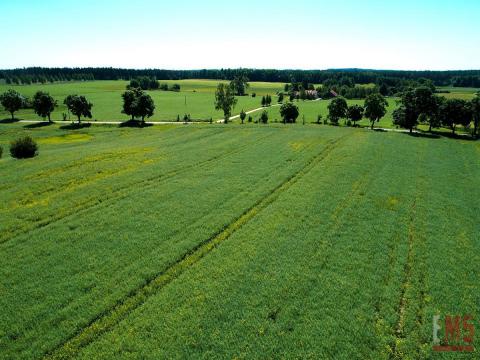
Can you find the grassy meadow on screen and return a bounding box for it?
[0,120,478,359]
[0,81,477,131]
[0,80,284,123]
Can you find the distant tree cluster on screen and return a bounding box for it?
[326,93,388,129]
[2,72,94,85]
[127,77,159,90]
[159,83,181,92]
[2,67,480,88]
[393,87,479,136]
[321,87,480,138]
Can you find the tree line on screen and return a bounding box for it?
[2,67,480,88]
[0,87,157,125]
[323,89,480,138]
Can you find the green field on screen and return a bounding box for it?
[1,81,477,131]
[0,122,478,359]
[436,86,480,100]
[0,80,284,123]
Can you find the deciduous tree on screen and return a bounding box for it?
[214,83,237,124]
[64,95,93,123]
[240,109,246,124]
[230,74,249,96]
[0,89,24,120]
[471,93,480,138]
[328,97,348,125]
[279,102,299,124]
[441,99,472,134]
[121,88,155,124]
[32,91,57,122]
[347,104,364,126]
[364,93,388,129]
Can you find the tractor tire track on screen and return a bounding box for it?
[43,134,351,360]
[390,142,429,359]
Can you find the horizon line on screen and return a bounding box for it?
[1,67,480,73]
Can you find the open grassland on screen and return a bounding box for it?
[436,86,480,100]
[0,81,477,128]
[0,80,284,122]
[0,123,478,359]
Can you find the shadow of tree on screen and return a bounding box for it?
[119,120,152,128]
[23,122,54,129]
[0,118,19,123]
[59,123,92,130]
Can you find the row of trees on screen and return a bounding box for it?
[325,89,480,137]
[0,87,156,124]
[2,67,480,87]
[327,93,388,129]
[393,88,480,136]
[0,89,93,123]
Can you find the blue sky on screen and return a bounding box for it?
[0,0,479,70]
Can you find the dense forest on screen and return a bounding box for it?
[1,68,480,88]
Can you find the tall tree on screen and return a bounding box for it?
[265,95,272,107]
[327,97,348,125]
[392,90,418,133]
[347,104,364,126]
[121,89,138,120]
[32,91,57,122]
[230,74,249,96]
[471,93,480,138]
[135,92,155,123]
[0,89,24,120]
[214,83,237,124]
[364,93,388,129]
[414,86,438,131]
[64,95,93,123]
[441,99,472,134]
[279,102,299,124]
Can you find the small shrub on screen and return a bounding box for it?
[0,145,3,159]
[248,115,253,123]
[251,93,256,98]
[10,136,38,159]
[260,110,269,124]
